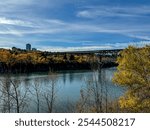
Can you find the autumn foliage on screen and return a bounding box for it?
[0,49,91,73]
[0,49,117,73]
[113,45,150,112]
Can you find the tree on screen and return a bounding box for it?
[0,75,12,112]
[31,78,41,113]
[63,53,67,60]
[69,54,75,61]
[76,56,110,113]
[113,45,150,112]
[0,75,29,113]
[44,72,58,113]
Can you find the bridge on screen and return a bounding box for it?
[56,49,123,57]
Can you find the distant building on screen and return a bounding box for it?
[12,47,18,51]
[12,47,22,51]
[26,43,31,51]
[32,48,37,51]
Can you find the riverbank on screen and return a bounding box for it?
[0,61,118,74]
[0,48,118,74]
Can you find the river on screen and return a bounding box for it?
[0,67,126,113]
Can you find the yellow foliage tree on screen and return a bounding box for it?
[113,45,150,112]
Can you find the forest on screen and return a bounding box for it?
[0,48,117,73]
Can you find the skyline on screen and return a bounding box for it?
[0,0,150,51]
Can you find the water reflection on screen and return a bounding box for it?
[0,67,125,113]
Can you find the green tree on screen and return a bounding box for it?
[69,54,75,61]
[113,45,150,112]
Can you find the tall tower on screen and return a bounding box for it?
[26,43,31,51]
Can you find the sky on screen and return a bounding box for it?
[0,0,150,52]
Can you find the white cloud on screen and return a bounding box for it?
[0,1,150,48]
[0,1,150,39]
[0,30,22,36]
[77,6,150,18]
[77,10,96,18]
[0,34,149,52]
[0,17,34,27]
[0,15,150,44]
[126,34,150,41]
[0,17,150,40]
[37,41,150,52]
[0,18,67,36]
[0,0,36,6]
[39,45,113,52]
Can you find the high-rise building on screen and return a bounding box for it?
[26,43,31,51]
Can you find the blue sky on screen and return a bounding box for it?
[0,0,150,51]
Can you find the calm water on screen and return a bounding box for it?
[0,67,125,113]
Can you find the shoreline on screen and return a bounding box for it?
[0,48,119,74]
[0,61,118,74]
